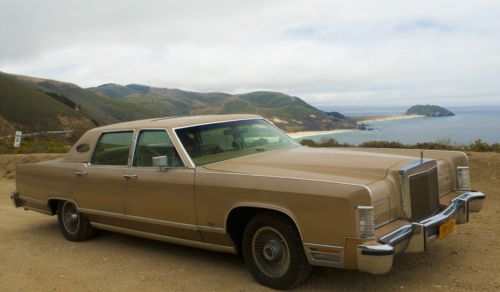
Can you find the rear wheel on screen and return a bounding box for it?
[242,213,311,289]
[57,201,95,242]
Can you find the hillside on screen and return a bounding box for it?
[406,104,454,117]
[90,84,354,132]
[0,71,354,137]
[0,73,95,136]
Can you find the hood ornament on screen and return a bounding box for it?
[420,151,424,163]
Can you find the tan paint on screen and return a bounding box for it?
[14,114,473,269]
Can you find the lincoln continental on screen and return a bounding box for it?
[11,114,485,289]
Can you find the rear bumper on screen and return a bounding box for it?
[10,191,22,208]
[357,191,485,274]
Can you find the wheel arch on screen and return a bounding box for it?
[225,203,303,252]
[47,197,81,215]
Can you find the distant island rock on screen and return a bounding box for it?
[406,104,455,117]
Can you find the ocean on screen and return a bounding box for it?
[301,105,500,145]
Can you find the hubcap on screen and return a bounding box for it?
[62,202,80,234]
[252,227,290,278]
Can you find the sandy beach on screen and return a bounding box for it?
[287,129,354,139]
[356,114,424,124]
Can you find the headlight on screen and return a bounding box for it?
[357,206,374,238]
[457,166,471,190]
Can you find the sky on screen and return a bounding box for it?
[1,0,500,107]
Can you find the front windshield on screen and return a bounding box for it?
[175,119,299,166]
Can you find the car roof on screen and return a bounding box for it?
[93,114,263,131]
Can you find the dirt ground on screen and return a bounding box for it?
[0,152,499,291]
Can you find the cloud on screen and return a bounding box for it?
[1,0,500,106]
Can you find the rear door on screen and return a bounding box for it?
[74,130,134,219]
[123,129,201,241]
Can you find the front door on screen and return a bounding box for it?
[124,129,201,241]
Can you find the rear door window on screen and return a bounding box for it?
[91,131,134,166]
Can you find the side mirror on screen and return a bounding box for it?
[152,155,168,171]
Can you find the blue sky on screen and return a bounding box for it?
[1,0,499,106]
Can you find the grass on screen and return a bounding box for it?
[300,138,500,153]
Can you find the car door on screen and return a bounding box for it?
[73,130,134,220]
[123,129,201,241]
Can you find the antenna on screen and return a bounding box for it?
[420,151,424,163]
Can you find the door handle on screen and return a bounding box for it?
[75,171,88,176]
[123,174,138,179]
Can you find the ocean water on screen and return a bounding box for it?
[302,105,500,145]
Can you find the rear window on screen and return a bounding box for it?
[91,131,134,166]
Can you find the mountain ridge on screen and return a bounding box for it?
[0,71,354,136]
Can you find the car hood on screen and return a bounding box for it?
[202,146,416,186]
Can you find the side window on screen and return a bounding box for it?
[91,131,134,166]
[133,130,184,167]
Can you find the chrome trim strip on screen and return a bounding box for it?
[91,222,236,254]
[18,195,46,205]
[79,208,225,233]
[23,206,53,215]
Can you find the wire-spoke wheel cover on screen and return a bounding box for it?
[61,201,80,234]
[252,226,291,278]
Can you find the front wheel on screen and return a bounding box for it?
[242,213,311,290]
[57,201,95,242]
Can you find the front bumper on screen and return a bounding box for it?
[356,191,485,274]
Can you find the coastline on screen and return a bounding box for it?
[287,129,354,139]
[356,114,424,124]
[287,114,425,139]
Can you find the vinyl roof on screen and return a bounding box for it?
[93,114,262,131]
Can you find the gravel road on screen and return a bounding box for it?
[0,153,499,291]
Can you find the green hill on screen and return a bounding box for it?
[0,71,353,136]
[90,84,352,132]
[406,104,454,117]
[0,73,94,135]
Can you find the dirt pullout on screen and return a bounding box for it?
[0,152,499,291]
[0,153,63,179]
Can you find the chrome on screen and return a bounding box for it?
[399,159,437,219]
[377,191,485,253]
[91,222,236,254]
[252,226,291,278]
[122,174,138,179]
[303,243,345,268]
[79,207,224,233]
[74,170,88,176]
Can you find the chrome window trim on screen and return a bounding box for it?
[130,128,187,168]
[171,117,299,168]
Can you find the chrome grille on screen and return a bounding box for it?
[409,167,439,221]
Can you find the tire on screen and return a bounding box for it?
[242,212,312,290]
[57,201,95,242]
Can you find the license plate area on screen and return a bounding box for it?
[438,219,454,240]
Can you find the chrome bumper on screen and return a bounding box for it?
[357,191,485,274]
[10,192,22,208]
